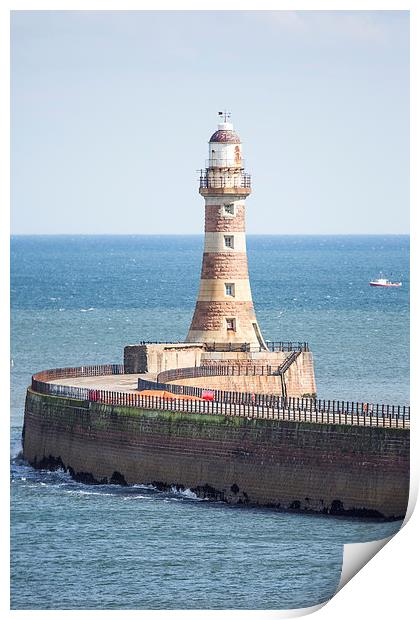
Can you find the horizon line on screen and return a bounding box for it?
[10,232,410,237]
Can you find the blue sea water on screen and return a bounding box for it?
[10,235,409,610]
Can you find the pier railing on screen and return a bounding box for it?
[30,365,410,429]
[32,364,125,384]
[140,371,409,423]
[157,364,289,383]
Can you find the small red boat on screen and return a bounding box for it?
[369,278,402,287]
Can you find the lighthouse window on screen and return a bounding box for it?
[226,318,236,331]
[224,203,235,215]
[225,283,235,297]
[224,235,234,249]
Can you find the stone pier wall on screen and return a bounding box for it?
[200,351,316,397]
[168,374,285,395]
[283,353,317,397]
[23,389,409,519]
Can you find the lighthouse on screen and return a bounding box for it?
[186,113,267,349]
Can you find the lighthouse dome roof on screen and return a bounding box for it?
[209,122,241,144]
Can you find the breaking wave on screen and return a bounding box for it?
[11,455,204,504]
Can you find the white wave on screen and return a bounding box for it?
[80,307,95,312]
[122,495,149,501]
[170,485,201,500]
[132,483,157,490]
[67,489,115,497]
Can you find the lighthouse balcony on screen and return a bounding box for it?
[199,172,251,195]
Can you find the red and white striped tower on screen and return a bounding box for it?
[186,113,267,348]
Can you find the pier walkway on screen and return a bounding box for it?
[30,364,410,430]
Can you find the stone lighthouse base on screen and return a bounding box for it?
[124,342,317,398]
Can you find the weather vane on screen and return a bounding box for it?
[218,110,231,122]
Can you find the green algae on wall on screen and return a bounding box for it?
[23,389,410,520]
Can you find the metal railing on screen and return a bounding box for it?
[156,354,306,385]
[277,351,301,374]
[157,363,293,384]
[137,377,410,427]
[133,341,310,353]
[199,172,251,189]
[31,364,124,400]
[29,365,410,429]
[203,341,310,353]
[33,364,125,383]
[265,342,309,352]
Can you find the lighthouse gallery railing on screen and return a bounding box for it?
[199,172,251,189]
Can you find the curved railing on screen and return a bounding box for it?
[31,364,125,400]
[29,364,410,429]
[157,364,285,384]
[33,364,124,382]
[157,353,301,395]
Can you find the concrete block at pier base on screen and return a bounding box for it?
[124,343,205,375]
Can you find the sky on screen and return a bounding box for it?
[10,10,409,234]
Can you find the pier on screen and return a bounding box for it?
[23,363,410,519]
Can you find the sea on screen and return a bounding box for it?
[10,234,410,610]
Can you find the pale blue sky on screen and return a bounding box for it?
[11,10,409,234]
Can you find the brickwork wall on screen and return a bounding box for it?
[189,301,256,331]
[200,252,249,279]
[186,193,263,346]
[204,204,246,232]
[23,390,410,519]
